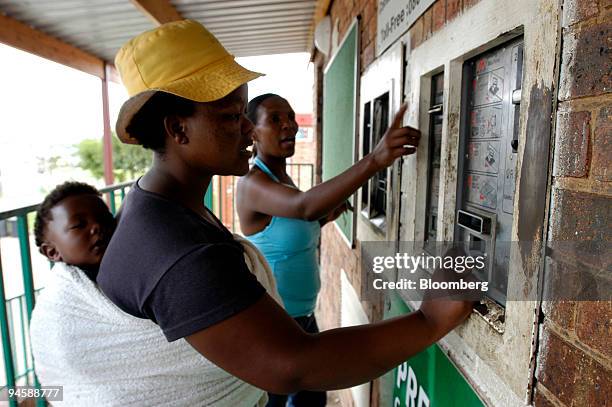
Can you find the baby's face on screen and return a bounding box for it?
[42,194,115,269]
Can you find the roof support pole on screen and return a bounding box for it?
[102,63,114,186]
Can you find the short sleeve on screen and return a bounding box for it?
[144,242,266,341]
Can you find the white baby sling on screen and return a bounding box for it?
[30,236,281,406]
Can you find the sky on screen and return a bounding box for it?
[238,52,314,113]
[0,44,313,209]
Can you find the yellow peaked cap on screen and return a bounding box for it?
[115,19,262,144]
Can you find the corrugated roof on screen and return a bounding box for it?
[0,0,316,62]
[175,0,316,56]
[0,0,152,62]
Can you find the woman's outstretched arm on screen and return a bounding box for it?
[186,294,472,394]
[238,104,420,221]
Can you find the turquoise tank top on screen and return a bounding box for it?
[245,157,322,317]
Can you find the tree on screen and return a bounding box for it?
[111,136,152,182]
[36,155,62,174]
[76,139,105,179]
[75,134,151,182]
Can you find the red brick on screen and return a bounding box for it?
[559,21,612,99]
[336,0,349,15]
[548,189,611,277]
[346,0,356,15]
[361,42,375,70]
[410,16,424,49]
[319,228,342,329]
[446,0,462,21]
[562,0,599,27]
[553,109,591,178]
[329,5,339,23]
[368,16,378,49]
[432,0,446,32]
[537,329,611,406]
[549,189,611,244]
[592,106,611,182]
[576,301,612,358]
[319,225,360,330]
[360,25,370,50]
[362,0,377,24]
[338,17,349,40]
[423,8,433,40]
[542,300,577,331]
[533,387,557,407]
[543,250,607,302]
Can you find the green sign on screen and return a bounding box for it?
[381,292,484,407]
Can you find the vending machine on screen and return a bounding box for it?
[455,38,524,305]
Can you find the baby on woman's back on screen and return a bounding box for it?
[34,181,116,281]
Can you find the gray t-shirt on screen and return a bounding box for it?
[97,182,265,342]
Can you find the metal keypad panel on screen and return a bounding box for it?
[456,38,524,305]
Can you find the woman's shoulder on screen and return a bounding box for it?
[236,167,274,200]
[239,166,267,184]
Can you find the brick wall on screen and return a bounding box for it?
[317,2,381,406]
[318,224,359,407]
[317,0,379,318]
[534,1,611,406]
[316,0,609,406]
[316,1,490,406]
[290,137,317,166]
[327,0,377,72]
[408,0,482,49]
[326,0,489,68]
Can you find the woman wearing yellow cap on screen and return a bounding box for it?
[91,20,472,406]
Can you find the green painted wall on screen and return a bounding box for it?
[381,292,484,407]
[322,23,358,244]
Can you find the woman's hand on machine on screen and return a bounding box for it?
[418,246,477,340]
[419,298,474,342]
[371,104,421,171]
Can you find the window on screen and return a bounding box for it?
[361,101,371,210]
[361,91,390,231]
[424,73,444,253]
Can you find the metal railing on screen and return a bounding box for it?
[215,163,314,233]
[0,181,133,406]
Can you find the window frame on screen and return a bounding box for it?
[360,90,391,232]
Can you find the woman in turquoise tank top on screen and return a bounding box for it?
[236,93,420,407]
